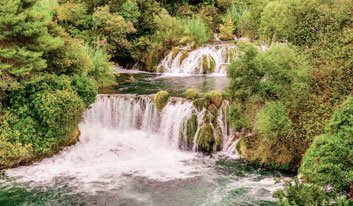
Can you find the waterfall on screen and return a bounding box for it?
[157,43,237,75]
[5,94,240,191]
[84,94,237,154]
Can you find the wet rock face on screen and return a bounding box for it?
[197,122,215,153]
[186,113,198,149]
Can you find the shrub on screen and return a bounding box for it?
[325,96,353,136]
[153,90,170,111]
[118,0,141,24]
[181,17,211,45]
[229,42,310,101]
[300,96,353,197]
[229,103,248,130]
[33,90,84,138]
[219,16,235,40]
[256,101,293,141]
[86,45,115,87]
[71,75,97,106]
[45,36,93,75]
[274,178,328,206]
[92,5,136,52]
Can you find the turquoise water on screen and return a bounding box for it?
[100,73,228,96]
[0,158,289,206]
[0,72,291,206]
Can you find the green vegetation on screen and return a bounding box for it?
[1,0,353,204]
[224,0,353,203]
[0,0,114,168]
[153,90,170,111]
[219,16,235,40]
[186,113,198,148]
[184,88,200,100]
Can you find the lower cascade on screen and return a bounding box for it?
[3,94,284,205]
[86,94,237,154]
[157,43,237,75]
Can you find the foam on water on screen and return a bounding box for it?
[3,95,288,204]
[6,95,208,192]
[159,43,236,75]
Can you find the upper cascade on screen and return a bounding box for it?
[157,43,237,75]
[84,94,238,155]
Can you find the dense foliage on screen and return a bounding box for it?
[0,0,114,168]
[224,0,353,203]
[1,0,353,204]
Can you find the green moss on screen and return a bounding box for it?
[153,90,170,111]
[179,50,189,64]
[184,88,199,100]
[205,90,223,108]
[222,47,236,62]
[236,137,248,158]
[156,65,165,73]
[193,97,209,111]
[207,104,218,117]
[197,123,215,153]
[171,47,179,59]
[186,113,198,148]
[214,125,223,151]
[202,54,216,74]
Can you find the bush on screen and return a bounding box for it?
[300,96,353,197]
[118,0,141,24]
[45,35,93,75]
[256,101,293,141]
[229,42,310,101]
[71,75,97,106]
[229,103,248,130]
[274,178,328,206]
[153,90,170,111]
[219,16,235,40]
[92,5,136,52]
[33,90,84,138]
[86,45,115,87]
[182,17,211,45]
[325,96,353,136]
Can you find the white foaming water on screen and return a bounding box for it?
[6,94,238,192]
[159,43,236,75]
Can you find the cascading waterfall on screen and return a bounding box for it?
[85,94,237,154]
[157,43,237,75]
[4,94,285,205]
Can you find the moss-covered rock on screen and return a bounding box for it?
[156,65,165,73]
[179,50,189,64]
[236,137,248,159]
[222,47,236,63]
[205,90,223,108]
[202,54,216,74]
[184,88,199,100]
[186,113,198,148]
[153,90,170,111]
[207,104,218,117]
[193,97,208,111]
[197,122,215,153]
[171,47,179,59]
[214,125,223,151]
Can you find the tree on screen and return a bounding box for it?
[301,96,353,197]
[0,0,62,92]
